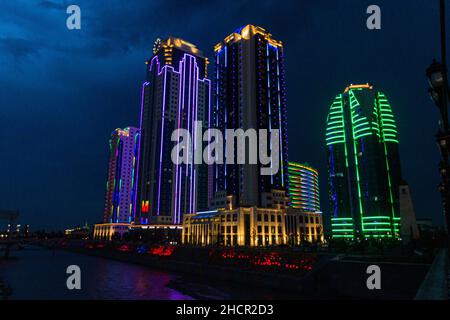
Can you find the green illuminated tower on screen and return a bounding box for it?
[326,84,402,239]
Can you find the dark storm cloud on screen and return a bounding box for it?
[0,37,42,57]
[39,1,67,10]
[75,1,213,57]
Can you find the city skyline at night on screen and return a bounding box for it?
[1,0,449,304]
[0,1,444,231]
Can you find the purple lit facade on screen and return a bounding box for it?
[103,127,139,223]
[135,37,211,225]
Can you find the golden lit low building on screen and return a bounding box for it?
[183,188,324,247]
[93,223,130,241]
[182,207,287,247]
[285,208,324,244]
[182,206,324,247]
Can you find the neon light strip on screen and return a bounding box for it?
[349,91,364,231]
[275,46,285,187]
[134,81,149,220]
[156,67,168,216]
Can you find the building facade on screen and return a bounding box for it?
[135,37,212,226]
[326,84,402,239]
[183,188,322,247]
[182,206,287,247]
[103,127,139,224]
[181,25,327,248]
[288,162,320,212]
[285,209,323,245]
[93,223,130,241]
[286,162,323,244]
[212,24,289,207]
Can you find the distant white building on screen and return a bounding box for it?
[399,181,419,242]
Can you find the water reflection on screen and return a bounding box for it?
[0,246,193,300]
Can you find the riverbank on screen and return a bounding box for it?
[59,242,431,299]
[65,245,324,297]
[0,246,196,299]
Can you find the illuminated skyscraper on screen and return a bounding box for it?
[213,24,289,206]
[288,162,320,212]
[326,84,402,239]
[135,37,211,225]
[103,127,139,224]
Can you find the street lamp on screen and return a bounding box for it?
[427,59,446,89]
[427,60,449,127]
[426,1,450,254]
[428,87,442,107]
[427,58,450,254]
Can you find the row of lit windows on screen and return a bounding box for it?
[257,214,282,223]
[298,215,321,224]
[256,235,284,245]
[257,226,283,234]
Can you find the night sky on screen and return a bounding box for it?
[0,0,446,231]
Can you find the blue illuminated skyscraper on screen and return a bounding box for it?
[213,24,289,206]
[135,37,212,225]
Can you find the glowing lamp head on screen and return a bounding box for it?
[426,59,446,89]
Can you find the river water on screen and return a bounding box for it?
[0,246,283,300]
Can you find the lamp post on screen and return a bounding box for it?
[426,0,450,254]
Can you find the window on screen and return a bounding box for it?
[257,214,262,222]
[264,215,269,222]
[264,226,269,233]
[277,215,281,222]
[258,236,263,245]
[233,226,237,233]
